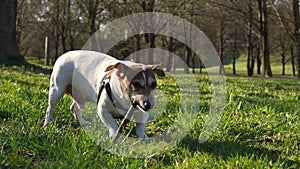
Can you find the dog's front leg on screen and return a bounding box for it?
[133,111,149,139]
[97,106,119,137]
[136,123,149,139]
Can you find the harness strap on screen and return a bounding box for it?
[96,79,115,105]
[96,69,135,115]
[96,70,140,139]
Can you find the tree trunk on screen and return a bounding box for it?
[247,36,254,76]
[172,54,176,72]
[247,0,254,76]
[161,37,166,68]
[148,34,156,64]
[294,0,300,78]
[61,0,70,53]
[54,27,60,63]
[192,53,196,74]
[140,0,155,64]
[291,46,296,76]
[233,56,236,75]
[61,25,67,53]
[0,0,21,61]
[282,54,285,76]
[185,46,191,74]
[67,0,74,50]
[69,29,74,50]
[89,14,96,36]
[262,0,272,77]
[88,0,98,36]
[257,46,262,74]
[251,53,255,75]
[297,41,300,78]
[281,45,286,75]
[232,29,238,75]
[219,26,225,75]
[199,58,203,74]
[134,35,141,62]
[53,1,60,63]
[258,0,272,77]
[167,37,174,72]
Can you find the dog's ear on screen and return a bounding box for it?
[149,65,165,77]
[105,62,129,78]
[105,63,121,72]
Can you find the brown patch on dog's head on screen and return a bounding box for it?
[147,64,165,77]
[106,62,165,77]
[105,62,165,111]
[130,64,165,77]
[105,62,121,72]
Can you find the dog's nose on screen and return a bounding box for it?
[143,100,151,111]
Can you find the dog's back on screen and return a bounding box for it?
[44,50,117,126]
[51,50,115,92]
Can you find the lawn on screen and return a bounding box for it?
[0,59,300,168]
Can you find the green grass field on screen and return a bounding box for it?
[0,57,300,168]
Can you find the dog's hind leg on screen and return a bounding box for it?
[44,86,64,126]
[44,71,71,126]
[70,101,91,127]
[44,58,74,127]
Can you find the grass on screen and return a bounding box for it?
[0,58,300,168]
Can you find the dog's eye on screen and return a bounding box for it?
[150,81,157,89]
[132,82,142,89]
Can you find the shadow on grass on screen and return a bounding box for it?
[0,58,51,74]
[180,136,299,167]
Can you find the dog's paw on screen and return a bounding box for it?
[79,119,92,127]
[109,130,119,138]
[137,133,149,140]
[43,117,54,127]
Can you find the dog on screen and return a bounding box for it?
[43,50,165,139]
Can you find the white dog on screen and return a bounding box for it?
[43,50,165,138]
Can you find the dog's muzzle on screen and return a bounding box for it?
[142,100,151,111]
[136,98,152,112]
[131,98,151,113]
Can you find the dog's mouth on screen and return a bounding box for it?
[136,105,148,113]
[131,99,151,113]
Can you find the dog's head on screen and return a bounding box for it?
[105,61,165,111]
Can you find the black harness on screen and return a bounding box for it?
[96,72,133,112]
[96,73,137,134]
[96,79,114,105]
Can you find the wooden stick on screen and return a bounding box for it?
[113,102,137,141]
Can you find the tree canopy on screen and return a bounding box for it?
[1,0,299,77]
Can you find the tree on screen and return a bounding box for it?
[271,14,292,76]
[198,0,229,75]
[139,0,156,64]
[270,0,298,76]
[258,0,272,77]
[291,46,296,76]
[247,0,255,76]
[30,0,85,63]
[0,0,21,61]
[158,0,186,71]
[212,0,261,76]
[76,0,104,36]
[293,0,300,78]
[16,0,36,56]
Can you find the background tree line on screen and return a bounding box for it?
[0,0,300,78]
